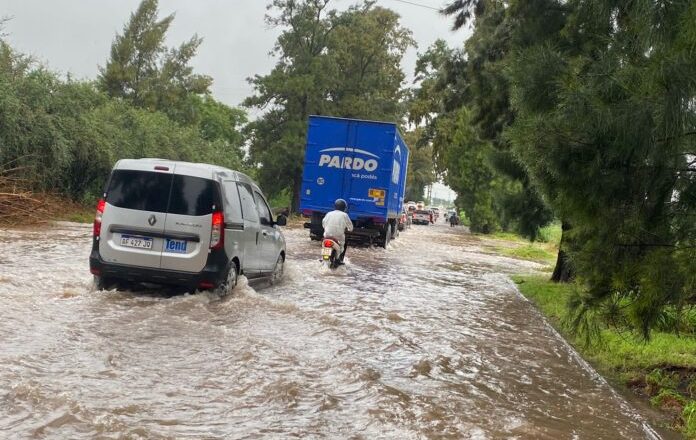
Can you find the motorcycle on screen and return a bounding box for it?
[321,237,342,269]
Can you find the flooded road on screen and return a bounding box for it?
[0,221,659,439]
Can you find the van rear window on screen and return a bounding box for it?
[106,170,172,213]
[168,174,221,216]
[105,170,221,216]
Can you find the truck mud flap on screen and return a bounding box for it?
[346,229,381,245]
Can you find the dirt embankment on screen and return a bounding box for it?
[0,175,91,227]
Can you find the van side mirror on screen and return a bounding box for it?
[275,215,287,226]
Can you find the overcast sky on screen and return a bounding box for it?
[0,0,469,116]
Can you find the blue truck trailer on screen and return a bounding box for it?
[300,115,409,247]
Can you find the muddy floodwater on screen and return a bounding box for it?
[0,221,662,439]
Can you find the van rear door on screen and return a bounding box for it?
[159,171,219,273]
[99,167,173,269]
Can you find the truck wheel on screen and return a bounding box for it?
[382,224,392,248]
[391,220,399,239]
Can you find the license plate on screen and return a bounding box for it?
[120,234,153,249]
[165,238,188,253]
[321,247,332,256]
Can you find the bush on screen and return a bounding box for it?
[0,43,246,205]
[645,369,680,396]
[537,222,562,245]
[684,401,696,438]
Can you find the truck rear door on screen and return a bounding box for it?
[301,117,354,211]
[346,121,390,218]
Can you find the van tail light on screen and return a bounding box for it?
[210,211,224,249]
[93,199,106,238]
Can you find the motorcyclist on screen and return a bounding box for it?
[322,198,353,264]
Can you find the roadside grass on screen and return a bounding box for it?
[497,243,557,264]
[513,274,696,435]
[57,206,94,223]
[488,223,562,265]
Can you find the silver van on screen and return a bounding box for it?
[89,159,287,293]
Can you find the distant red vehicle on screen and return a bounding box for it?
[413,210,431,225]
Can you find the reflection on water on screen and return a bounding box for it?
[0,221,660,439]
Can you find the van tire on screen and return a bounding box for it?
[217,264,238,296]
[271,255,284,284]
[93,275,112,291]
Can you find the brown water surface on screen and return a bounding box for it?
[0,221,660,439]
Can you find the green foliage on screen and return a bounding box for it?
[652,307,696,335]
[268,188,292,211]
[458,210,470,226]
[515,273,696,435]
[684,401,696,438]
[435,108,499,233]
[0,3,247,204]
[645,369,680,396]
[97,0,212,124]
[537,222,562,245]
[506,0,696,337]
[513,275,696,371]
[403,129,435,201]
[650,389,687,411]
[245,0,414,210]
[408,30,553,238]
[496,243,556,264]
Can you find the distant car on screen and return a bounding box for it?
[412,210,431,225]
[89,159,287,294]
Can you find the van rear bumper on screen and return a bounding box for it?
[89,246,227,289]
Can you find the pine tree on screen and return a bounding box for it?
[507,0,696,336]
[98,0,211,125]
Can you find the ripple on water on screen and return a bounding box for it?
[0,222,660,439]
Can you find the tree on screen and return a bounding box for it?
[0,36,246,204]
[435,108,499,232]
[506,0,696,336]
[441,0,485,30]
[327,4,413,120]
[403,129,435,201]
[98,0,212,124]
[408,33,553,237]
[244,0,335,211]
[245,0,413,211]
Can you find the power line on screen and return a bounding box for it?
[381,0,443,12]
